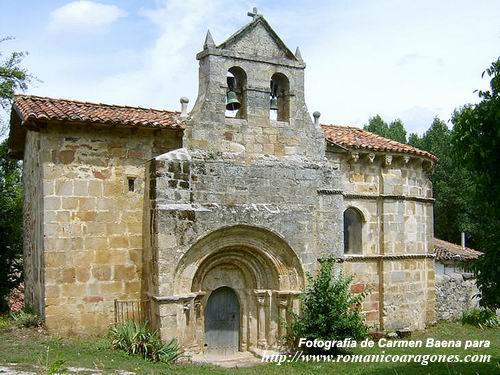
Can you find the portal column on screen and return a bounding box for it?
[254,290,268,348]
[193,293,205,351]
[277,293,289,338]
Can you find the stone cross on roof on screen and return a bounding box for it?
[247,7,259,19]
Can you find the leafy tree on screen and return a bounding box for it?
[451,57,500,308]
[408,132,422,148]
[0,37,33,134]
[411,118,476,244]
[364,115,390,138]
[388,119,407,143]
[364,115,407,143]
[0,36,31,310]
[286,258,368,352]
[0,140,23,311]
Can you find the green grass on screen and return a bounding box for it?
[0,317,498,374]
[0,315,11,330]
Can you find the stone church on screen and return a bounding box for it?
[8,11,436,355]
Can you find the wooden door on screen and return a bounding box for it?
[204,286,240,354]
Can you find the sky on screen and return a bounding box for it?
[1,0,499,135]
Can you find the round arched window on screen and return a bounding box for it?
[344,208,363,254]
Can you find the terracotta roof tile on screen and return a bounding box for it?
[12,95,436,161]
[433,238,482,261]
[13,95,182,129]
[321,124,437,161]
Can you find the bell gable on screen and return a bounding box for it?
[187,9,325,161]
[218,15,297,61]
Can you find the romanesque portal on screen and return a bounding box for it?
[152,225,305,354]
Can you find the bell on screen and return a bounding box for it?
[270,96,278,111]
[226,91,241,111]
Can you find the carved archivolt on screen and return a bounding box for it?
[172,224,305,294]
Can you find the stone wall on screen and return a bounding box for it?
[342,260,380,328]
[143,148,343,350]
[22,131,44,314]
[435,272,479,321]
[32,124,181,335]
[382,257,435,331]
[328,150,436,331]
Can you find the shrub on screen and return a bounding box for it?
[37,347,67,375]
[10,306,42,328]
[286,258,368,352]
[109,320,183,363]
[462,307,499,328]
[0,315,12,330]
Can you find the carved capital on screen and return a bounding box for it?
[254,290,268,306]
[194,299,202,311]
[350,151,359,163]
[278,296,289,308]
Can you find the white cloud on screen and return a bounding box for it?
[87,0,243,108]
[390,106,446,135]
[28,0,499,134]
[48,1,126,33]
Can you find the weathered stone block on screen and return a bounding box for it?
[109,236,128,249]
[55,180,73,196]
[92,265,112,281]
[88,180,103,196]
[45,197,61,210]
[73,180,89,197]
[62,197,78,210]
[75,267,91,283]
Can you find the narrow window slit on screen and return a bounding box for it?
[128,177,136,192]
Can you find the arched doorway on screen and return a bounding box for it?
[173,225,305,353]
[204,286,240,354]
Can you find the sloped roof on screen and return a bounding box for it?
[13,95,181,129]
[321,124,437,161]
[433,238,483,261]
[216,15,297,60]
[10,95,435,162]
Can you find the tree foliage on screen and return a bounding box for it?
[451,57,500,308]
[0,36,30,311]
[0,38,31,108]
[409,118,476,244]
[387,118,407,143]
[286,258,368,352]
[364,115,389,137]
[0,140,23,311]
[0,37,33,135]
[364,115,407,143]
[365,66,499,308]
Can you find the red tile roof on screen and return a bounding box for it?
[13,95,182,129]
[11,95,435,161]
[322,124,437,161]
[433,238,482,261]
